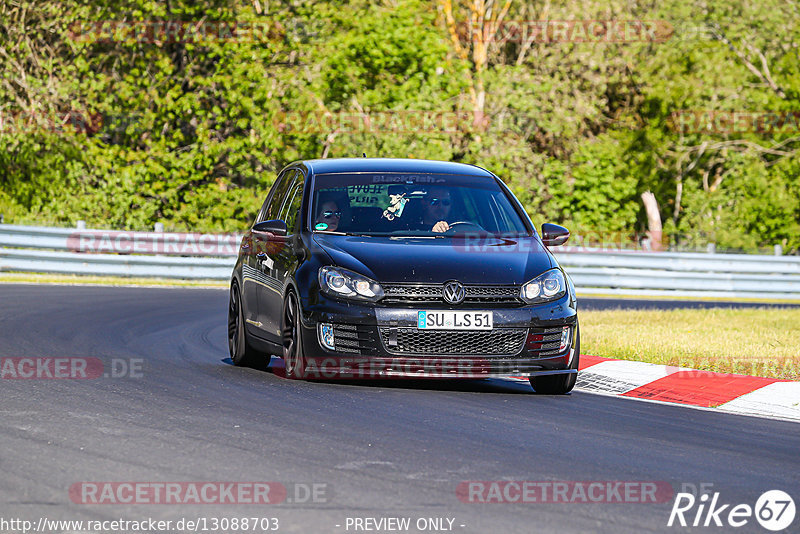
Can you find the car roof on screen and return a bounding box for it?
[300,158,495,177]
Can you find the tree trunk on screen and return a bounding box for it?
[641,191,663,251]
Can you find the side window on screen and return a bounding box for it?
[281,174,305,233]
[261,169,296,223]
[255,196,270,224]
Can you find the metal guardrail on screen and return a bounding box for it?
[0,247,235,280]
[1,224,799,299]
[554,249,800,298]
[0,223,241,255]
[0,223,238,280]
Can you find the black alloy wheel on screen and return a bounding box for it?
[229,282,261,367]
[282,291,306,379]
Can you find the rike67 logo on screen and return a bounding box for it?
[668,487,795,531]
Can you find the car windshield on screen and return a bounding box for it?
[310,173,530,237]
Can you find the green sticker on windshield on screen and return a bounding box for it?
[315,222,329,231]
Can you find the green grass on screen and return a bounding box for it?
[581,308,800,379]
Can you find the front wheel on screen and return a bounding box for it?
[530,324,580,394]
[228,282,262,367]
[282,291,307,379]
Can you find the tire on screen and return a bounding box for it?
[282,291,307,379]
[228,282,262,367]
[530,324,580,394]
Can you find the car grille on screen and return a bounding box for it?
[330,324,379,356]
[382,284,522,306]
[378,327,527,355]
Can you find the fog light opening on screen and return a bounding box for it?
[318,323,335,350]
[559,326,571,352]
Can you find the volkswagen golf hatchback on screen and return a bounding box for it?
[228,158,579,393]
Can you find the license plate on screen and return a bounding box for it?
[417,311,493,330]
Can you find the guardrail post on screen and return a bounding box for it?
[154,222,164,233]
[76,220,86,230]
[775,244,783,256]
[706,243,716,254]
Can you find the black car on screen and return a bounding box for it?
[228,158,580,393]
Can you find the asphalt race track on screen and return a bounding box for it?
[1,284,797,533]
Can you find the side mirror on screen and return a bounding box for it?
[253,219,288,237]
[541,223,569,246]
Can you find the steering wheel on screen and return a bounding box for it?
[444,221,485,234]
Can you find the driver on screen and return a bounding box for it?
[315,199,341,232]
[421,186,452,233]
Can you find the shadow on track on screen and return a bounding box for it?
[220,356,566,395]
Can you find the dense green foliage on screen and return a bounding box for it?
[1,0,798,252]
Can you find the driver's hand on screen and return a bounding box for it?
[432,221,450,233]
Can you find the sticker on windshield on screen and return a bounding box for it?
[382,192,408,221]
[315,222,329,231]
[371,174,446,184]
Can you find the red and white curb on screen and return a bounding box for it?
[573,355,800,423]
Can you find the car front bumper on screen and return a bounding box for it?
[296,293,578,379]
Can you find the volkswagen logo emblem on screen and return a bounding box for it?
[442,281,465,305]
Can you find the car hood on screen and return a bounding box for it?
[313,234,555,284]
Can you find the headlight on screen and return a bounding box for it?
[521,269,566,304]
[318,266,384,302]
